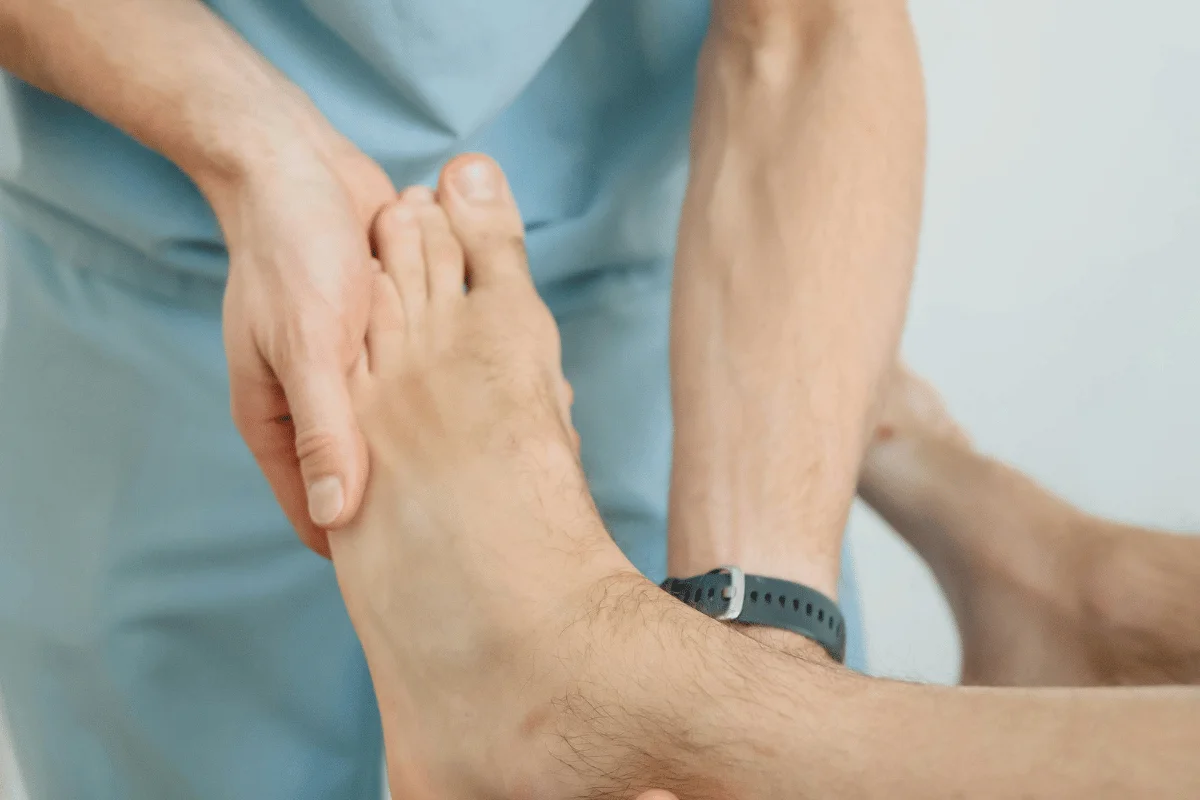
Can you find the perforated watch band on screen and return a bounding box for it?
[661,567,846,663]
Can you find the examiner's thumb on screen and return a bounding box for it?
[281,358,368,532]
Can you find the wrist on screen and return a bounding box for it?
[667,498,844,598]
[667,433,853,600]
[669,548,842,600]
[178,87,346,207]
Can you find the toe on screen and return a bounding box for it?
[365,271,406,374]
[438,154,530,289]
[375,191,430,327]
[412,202,466,304]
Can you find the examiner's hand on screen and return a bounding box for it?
[207,133,396,556]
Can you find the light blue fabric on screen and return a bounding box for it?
[0,2,864,797]
[0,0,711,288]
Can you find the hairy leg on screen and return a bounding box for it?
[860,366,1200,686]
[330,157,1200,799]
[327,173,623,798]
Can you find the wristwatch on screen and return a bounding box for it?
[661,566,846,663]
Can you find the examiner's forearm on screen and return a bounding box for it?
[669,1,925,595]
[0,0,330,192]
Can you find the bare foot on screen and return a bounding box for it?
[872,364,970,449]
[859,366,1197,686]
[327,156,852,800]
[327,158,643,798]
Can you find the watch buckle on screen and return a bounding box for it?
[714,565,746,621]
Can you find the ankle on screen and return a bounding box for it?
[548,572,851,799]
[372,569,650,799]
[537,573,716,796]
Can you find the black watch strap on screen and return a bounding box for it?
[661,567,846,663]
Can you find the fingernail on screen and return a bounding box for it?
[308,476,344,527]
[454,160,498,203]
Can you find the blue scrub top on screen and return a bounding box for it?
[0,0,710,286]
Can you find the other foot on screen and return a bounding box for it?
[871,364,970,449]
[860,366,1170,686]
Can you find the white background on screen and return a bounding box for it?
[3,0,1200,795]
[853,0,1200,683]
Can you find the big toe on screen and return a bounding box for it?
[438,154,531,289]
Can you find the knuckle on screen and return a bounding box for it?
[293,426,344,474]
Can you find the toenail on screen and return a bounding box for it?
[387,204,415,224]
[453,160,498,203]
[402,186,435,204]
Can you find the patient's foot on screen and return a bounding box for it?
[858,366,1200,686]
[860,367,1098,685]
[329,156,642,798]
[859,371,1099,690]
[871,366,971,451]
